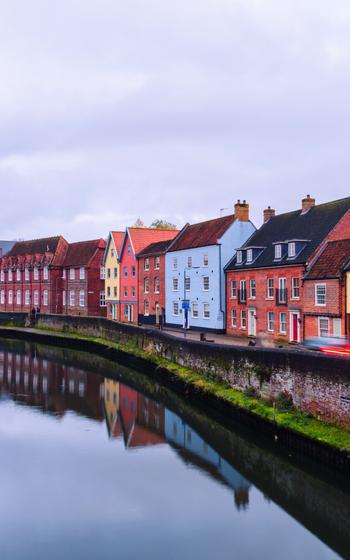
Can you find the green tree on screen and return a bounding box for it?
[150,219,177,230]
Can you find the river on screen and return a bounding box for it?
[0,338,348,560]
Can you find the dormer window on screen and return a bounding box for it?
[246,249,253,263]
[236,251,242,264]
[288,242,296,258]
[274,244,282,260]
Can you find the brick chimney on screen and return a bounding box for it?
[263,206,275,223]
[234,199,249,222]
[302,194,316,212]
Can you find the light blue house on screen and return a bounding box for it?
[164,409,251,509]
[165,201,256,332]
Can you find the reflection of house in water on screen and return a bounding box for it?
[103,381,165,448]
[0,350,104,420]
[165,410,251,510]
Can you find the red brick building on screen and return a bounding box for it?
[118,228,178,324]
[225,196,350,343]
[138,238,176,326]
[61,239,106,317]
[0,236,68,314]
[303,238,350,339]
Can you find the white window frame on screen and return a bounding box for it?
[274,244,282,260]
[203,253,209,267]
[33,290,39,306]
[144,278,149,294]
[1,290,5,304]
[154,277,160,294]
[173,257,178,270]
[79,267,85,280]
[267,311,274,332]
[155,256,160,270]
[231,280,237,298]
[8,270,13,282]
[16,269,21,282]
[8,290,13,304]
[185,276,191,291]
[279,312,287,334]
[25,290,30,305]
[231,309,237,328]
[249,279,256,299]
[100,267,105,280]
[144,300,149,316]
[288,242,296,258]
[144,258,150,271]
[240,309,246,329]
[43,290,48,306]
[0,270,4,282]
[69,268,75,281]
[173,301,179,316]
[246,249,253,263]
[79,289,85,307]
[267,278,274,299]
[25,268,30,281]
[315,284,326,306]
[236,251,242,264]
[172,278,178,291]
[203,276,209,291]
[43,266,49,280]
[318,317,330,337]
[62,289,66,307]
[33,268,38,281]
[69,289,75,307]
[291,277,300,299]
[192,302,198,318]
[16,290,21,305]
[239,279,247,302]
[203,303,210,319]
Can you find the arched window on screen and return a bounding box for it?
[144,300,149,316]
[16,290,21,305]
[69,290,75,306]
[8,290,13,304]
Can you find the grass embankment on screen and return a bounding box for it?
[30,326,350,454]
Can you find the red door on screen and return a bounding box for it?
[292,314,298,342]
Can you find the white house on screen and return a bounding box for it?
[165,201,256,333]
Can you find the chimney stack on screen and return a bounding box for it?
[263,206,275,223]
[234,199,249,222]
[302,194,316,212]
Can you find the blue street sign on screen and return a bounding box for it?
[182,301,190,310]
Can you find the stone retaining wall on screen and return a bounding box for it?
[33,313,350,428]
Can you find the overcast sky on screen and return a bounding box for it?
[1,0,350,242]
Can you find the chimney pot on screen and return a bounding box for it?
[263,206,276,223]
[234,200,249,222]
[302,194,316,212]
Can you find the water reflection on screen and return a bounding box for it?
[0,342,347,560]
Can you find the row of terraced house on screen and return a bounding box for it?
[1,194,350,343]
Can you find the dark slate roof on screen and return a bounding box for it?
[6,236,62,257]
[304,238,350,279]
[63,239,106,267]
[169,215,236,252]
[137,239,175,257]
[225,196,350,271]
[0,241,15,256]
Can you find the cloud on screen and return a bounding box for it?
[0,0,350,241]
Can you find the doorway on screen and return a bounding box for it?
[290,312,300,343]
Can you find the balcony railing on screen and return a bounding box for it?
[238,289,247,304]
[276,288,287,305]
